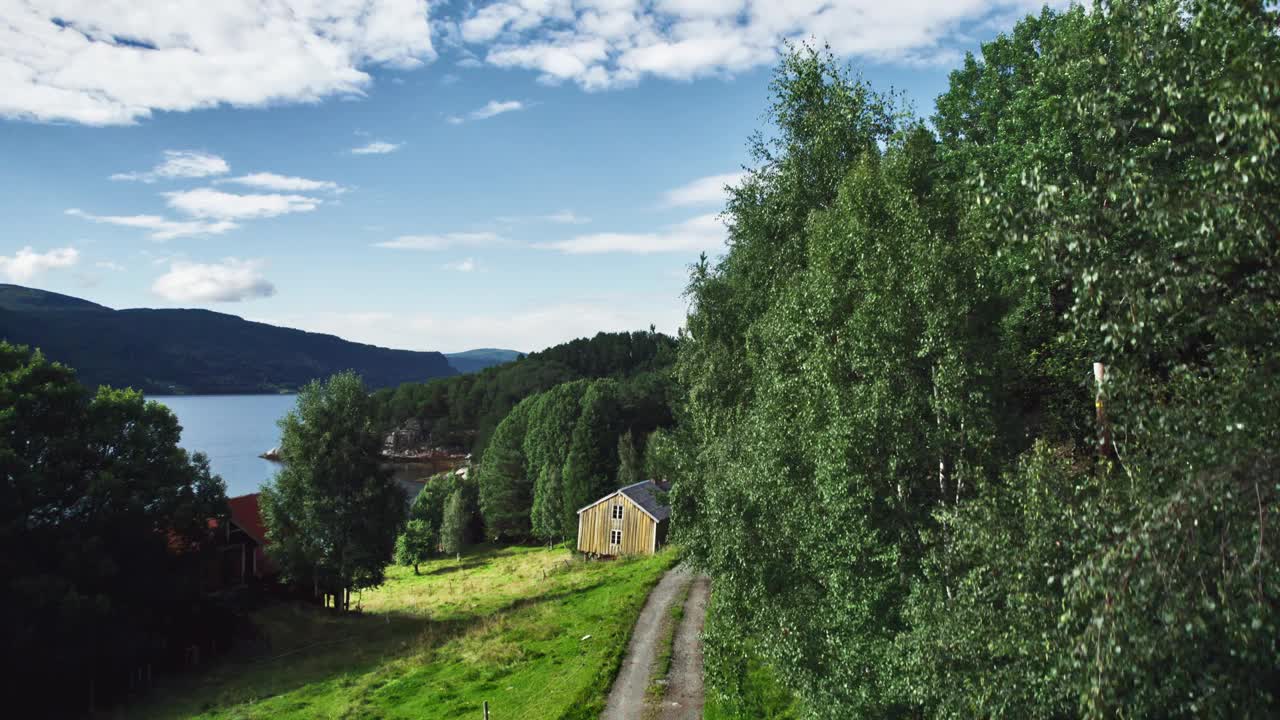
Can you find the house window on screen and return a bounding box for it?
[612,504,624,520]
[610,530,622,545]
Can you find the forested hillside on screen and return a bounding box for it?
[0,284,456,394]
[671,3,1280,717]
[373,329,676,455]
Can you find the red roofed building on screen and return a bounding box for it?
[212,493,277,589]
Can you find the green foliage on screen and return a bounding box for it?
[260,371,405,601]
[897,442,1106,717]
[371,330,676,455]
[395,520,435,574]
[561,380,624,521]
[0,341,229,714]
[439,488,467,556]
[530,466,567,544]
[676,6,1280,716]
[615,430,642,487]
[478,400,534,540]
[479,372,674,543]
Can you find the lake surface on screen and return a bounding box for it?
[152,394,297,497]
[152,393,437,499]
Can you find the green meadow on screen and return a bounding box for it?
[126,545,676,720]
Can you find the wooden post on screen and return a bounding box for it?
[483,700,490,719]
[1093,362,1113,458]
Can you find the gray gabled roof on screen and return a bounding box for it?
[576,480,670,522]
[621,480,671,522]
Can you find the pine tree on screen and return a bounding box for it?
[530,466,566,544]
[615,430,642,487]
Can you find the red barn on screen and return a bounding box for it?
[211,493,277,589]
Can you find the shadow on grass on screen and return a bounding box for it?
[120,571,607,719]
[420,558,489,576]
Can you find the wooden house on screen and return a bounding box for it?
[576,480,670,557]
[211,493,277,589]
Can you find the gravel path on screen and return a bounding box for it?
[658,573,711,720]
[600,565,695,720]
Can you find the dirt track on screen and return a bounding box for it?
[600,565,710,720]
[657,572,711,719]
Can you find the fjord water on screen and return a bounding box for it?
[151,394,297,498]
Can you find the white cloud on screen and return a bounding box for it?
[0,246,79,282]
[537,213,725,254]
[1,1,435,126]
[96,261,126,271]
[444,257,478,272]
[448,98,525,124]
[351,140,402,155]
[163,188,321,220]
[462,0,1051,90]
[472,99,525,119]
[662,171,745,208]
[109,150,229,183]
[543,209,590,224]
[66,208,237,241]
[152,258,276,303]
[218,172,343,193]
[496,209,591,225]
[375,231,503,251]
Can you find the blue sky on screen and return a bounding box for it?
[0,0,1055,352]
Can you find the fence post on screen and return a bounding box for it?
[483,700,490,719]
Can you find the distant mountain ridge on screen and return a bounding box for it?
[444,348,523,374]
[0,284,458,395]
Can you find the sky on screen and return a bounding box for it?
[0,0,1058,353]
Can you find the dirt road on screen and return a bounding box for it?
[657,572,711,720]
[600,565,711,720]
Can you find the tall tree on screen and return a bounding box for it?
[439,488,467,557]
[530,466,567,544]
[562,380,623,516]
[615,430,642,487]
[260,371,405,610]
[478,401,533,540]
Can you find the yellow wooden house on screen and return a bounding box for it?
[576,480,670,557]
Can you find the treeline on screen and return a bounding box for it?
[372,330,676,455]
[0,342,231,716]
[673,3,1279,718]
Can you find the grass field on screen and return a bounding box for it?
[125,545,676,720]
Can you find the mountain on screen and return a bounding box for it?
[0,284,457,395]
[444,348,523,374]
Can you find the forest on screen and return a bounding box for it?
[668,2,1279,717]
[372,329,676,455]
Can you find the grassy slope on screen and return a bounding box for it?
[127,545,675,720]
